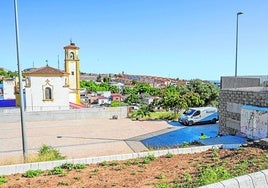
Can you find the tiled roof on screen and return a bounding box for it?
[24,65,68,76]
[64,42,79,50]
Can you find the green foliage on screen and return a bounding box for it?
[0,176,7,185]
[125,93,140,105]
[110,101,126,107]
[182,141,189,148]
[60,163,86,171]
[124,160,132,166]
[58,180,70,186]
[23,169,42,178]
[38,144,66,161]
[143,154,156,164]
[155,183,171,188]
[231,160,249,176]
[47,166,66,176]
[165,152,173,158]
[80,80,119,93]
[196,165,233,186]
[100,161,109,166]
[128,105,151,120]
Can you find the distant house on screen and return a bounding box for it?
[111,93,124,102]
[97,95,110,105]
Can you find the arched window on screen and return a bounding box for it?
[45,87,52,100]
[70,52,74,60]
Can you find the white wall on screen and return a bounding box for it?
[25,76,69,111]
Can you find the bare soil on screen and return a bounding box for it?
[1,146,268,188]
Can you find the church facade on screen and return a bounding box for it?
[20,42,81,111]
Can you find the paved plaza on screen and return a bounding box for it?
[0,118,176,163]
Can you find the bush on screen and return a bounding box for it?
[37,144,66,161]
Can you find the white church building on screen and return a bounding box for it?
[15,42,82,111]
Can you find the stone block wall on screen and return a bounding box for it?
[219,88,268,135]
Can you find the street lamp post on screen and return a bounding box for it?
[235,12,243,77]
[14,0,27,162]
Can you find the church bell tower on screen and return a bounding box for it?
[64,41,81,104]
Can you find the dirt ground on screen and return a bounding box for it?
[1,146,267,188]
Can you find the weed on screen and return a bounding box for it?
[74,163,86,169]
[232,160,248,176]
[92,168,99,173]
[131,171,137,175]
[165,152,173,158]
[0,176,7,185]
[58,180,70,186]
[143,157,151,164]
[47,166,66,176]
[183,173,192,182]
[74,176,81,180]
[37,144,66,161]
[23,169,42,178]
[143,154,156,164]
[100,161,108,166]
[155,173,166,179]
[115,166,123,171]
[196,165,232,186]
[61,163,74,170]
[211,148,219,158]
[155,183,171,188]
[124,160,132,166]
[134,158,140,165]
[182,142,189,148]
[110,161,119,166]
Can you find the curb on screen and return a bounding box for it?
[0,145,220,176]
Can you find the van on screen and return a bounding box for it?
[178,107,218,126]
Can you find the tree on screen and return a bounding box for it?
[109,85,119,93]
[124,93,140,105]
[187,79,219,106]
[123,87,133,95]
[159,86,188,114]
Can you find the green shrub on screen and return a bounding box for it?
[38,144,66,161]
[23,169,42,178]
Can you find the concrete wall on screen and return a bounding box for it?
[221,76,260,89]
[0,106,128,123]
[219,87,268,135]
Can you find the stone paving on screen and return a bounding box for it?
[0,118,176,163]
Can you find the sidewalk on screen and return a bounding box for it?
[0,118,174,164]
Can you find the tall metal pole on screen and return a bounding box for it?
[14,0,27,162]
[235,12,243,77]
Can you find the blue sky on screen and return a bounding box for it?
[1,1,268,80]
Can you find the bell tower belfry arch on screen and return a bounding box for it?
[64,41,81,104]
